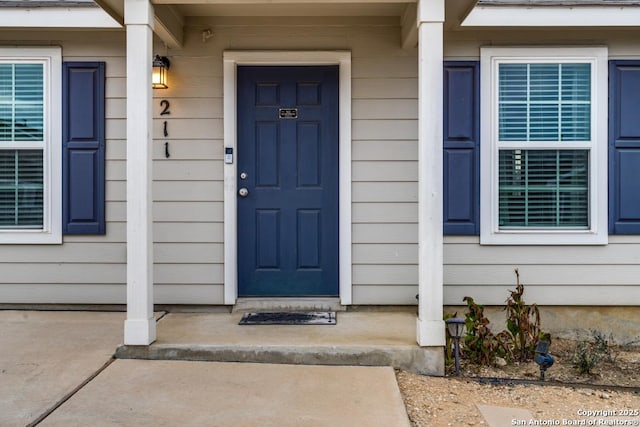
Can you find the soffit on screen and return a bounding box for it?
[157,2,408,18]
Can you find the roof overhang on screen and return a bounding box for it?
[1,0,479,49]
[462,4,640,26]
[94,0,423,50]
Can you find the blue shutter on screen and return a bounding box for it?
[443,61,479,235]
[609,61,640,234]
[62,62,106,234]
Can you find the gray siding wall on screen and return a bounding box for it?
[443,29,640,307]
[0,24,639,307]
[166,17,420,304]
[0,18,422,304]
[0,31,127,303]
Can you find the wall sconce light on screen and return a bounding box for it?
[152,55,170,89]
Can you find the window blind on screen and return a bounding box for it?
[0,63,45,229]
[0,63,44,142]
[498,63,591,142]
[0,149,43,228]
[499,149,589,228]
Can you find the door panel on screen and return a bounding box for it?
[237,66,339,296]
[297,209,321,268]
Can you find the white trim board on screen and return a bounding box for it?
[222,51,353,305]
[463,6,640,27]
[0,8,121,28]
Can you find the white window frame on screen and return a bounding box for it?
[480,46,608,245]
[0,47,62,244]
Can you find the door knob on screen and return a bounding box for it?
[238,188,249,198]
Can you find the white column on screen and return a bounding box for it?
[416,0,446,347]
[124,0,156,345]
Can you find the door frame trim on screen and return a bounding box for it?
[222,51,352,305]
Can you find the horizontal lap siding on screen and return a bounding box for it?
[64,48,122,251]
[64,39,130,300]
[154,18,418,304]
[0,31,225,304]
[150,34,223,302]
[175,20,419,304]
[7,26,637,306]
[0,22,421,305]
[0,18,418,304]
[443,30,640,307]
[443,236,640,306]
[160,27,640,306]
[349,27,419,304]
[0,33,127,303]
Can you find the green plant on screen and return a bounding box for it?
[571,330,617,375]
[462,296,510,365]
[590,330,617,363]
[504,269,541,362]
[572,340,602,375]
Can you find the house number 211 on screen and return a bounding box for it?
[160,100,170,158]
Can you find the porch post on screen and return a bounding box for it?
[416,0,446,347]
[124,0,156,345]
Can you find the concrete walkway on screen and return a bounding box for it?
[40,360,410,427]
[0,309,532,426]
[0,310,410,426]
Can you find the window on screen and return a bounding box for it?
[480,47,608,244]
[0,47,61,244]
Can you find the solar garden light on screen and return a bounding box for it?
[445,317,465,376]
[534,336,554,380]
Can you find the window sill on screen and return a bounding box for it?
[480,230,608,245]
[0,230,62,245]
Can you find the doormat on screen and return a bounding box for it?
[239,311,337,325]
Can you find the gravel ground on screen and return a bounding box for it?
[396,339,640,426]
[397,373,640,427]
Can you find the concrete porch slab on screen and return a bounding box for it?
[116,311,444,375]
[40,360,411,427]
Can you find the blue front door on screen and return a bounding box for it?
[237,66,339,296]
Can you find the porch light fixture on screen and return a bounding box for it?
[152,55,170,89]
[445,317,465,376]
